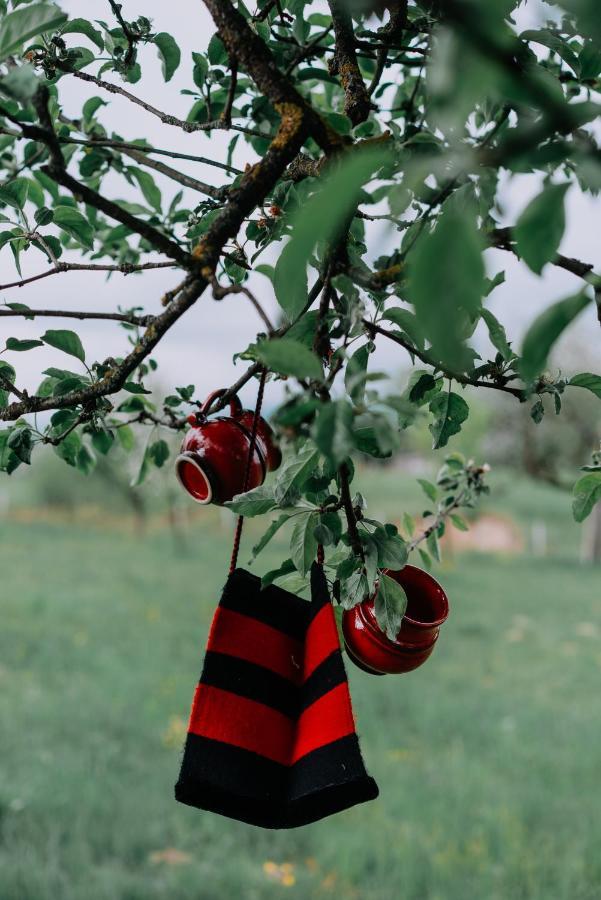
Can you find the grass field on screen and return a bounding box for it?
[1,470,600,899]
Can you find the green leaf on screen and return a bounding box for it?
[375,573,407,640]
[313,399,354,466]
[261,558,296,588]
[250,513,293,561]
[290,510,319,576]
[0,63,38,102]
[62,18,104,51]
[224,483,277,516]
[530,399,545,424]
[572,471,601,523]
[450,513,469,532]
[520,291,591,382]
[91,429,114,455]
[521,28,580,77]
[0,3,67,58]
[273,241,308,320]
[123,381,151,394]
[207,33,227,65]
[514,183,569,275]
[0,177,28,210]
[34,206,54,227]
[116,424,135,452]
[481,308,512,361]
[7,425,32,464]
[273,146,391,319]
[371,527,408,569]
[154,32,181,81]
[148,439,169,468]
[52,206,94,250]
[41,329,86,363]
[427,529,441,562]
[5,337,43,351]
[429,391,469,450]
[128,167,162,212]
[345,344,370,404]
[381,307,425,350]
[569,373,601,399]
[417,478,438,502]
[274,444,320,503]
[0,360,16,407]
[131,442,151,487]
[76,442,96,475]
[256,338,323,381]
[408,205,485,368]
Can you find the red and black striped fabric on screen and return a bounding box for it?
[175,562,378,828]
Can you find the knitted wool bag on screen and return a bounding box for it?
[175,562,379,828]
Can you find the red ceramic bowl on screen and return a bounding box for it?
[175,390,281,505]
[175,417,265,505]
[342,564,449,675]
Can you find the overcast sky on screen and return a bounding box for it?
[1,0,598,410]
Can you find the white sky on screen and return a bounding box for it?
[0,0,598,411]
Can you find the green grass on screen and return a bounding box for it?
[1,478,600,899]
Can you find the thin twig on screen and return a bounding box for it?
[0,261,177,292]
[62,66,267,139]
[364,320,526,400]
[0,307,154,325]
[211,279,275,332]
[120,147,228,200]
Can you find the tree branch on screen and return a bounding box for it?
[327,0,372,125]
[364,320,526,400]
[0,307,154,326]
[200,0,346,154]
[62,66,266,139]
[119,146,228,201]
[491,227,598,285]
[339,461,364,559]
[0,261,176,292]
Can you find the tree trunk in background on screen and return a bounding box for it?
[581,502,601,564]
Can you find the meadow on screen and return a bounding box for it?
[1,466,600,899]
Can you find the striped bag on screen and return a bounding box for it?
[175,562,378,828]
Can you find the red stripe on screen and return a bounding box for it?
[188,684,294,765]
[303,603,339,681]
[207,607,303,682]
[292,683,356,763]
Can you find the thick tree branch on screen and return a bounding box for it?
[200,0,345,154]
[327,0,372,125]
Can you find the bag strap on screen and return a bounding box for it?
[228,366,326,576]
[229,366,268,574]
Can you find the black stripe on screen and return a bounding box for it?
[201,651,299,718]
[176,733,287,808]
[307,562,331,622]
[300,651,346,712]
[221,569,309,640]
[289,734,378,805]
[175,732,378,829]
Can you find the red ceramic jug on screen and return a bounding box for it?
[175,389,281,505]
[342,565,449,675]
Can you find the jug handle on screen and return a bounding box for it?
[200,389,242,419]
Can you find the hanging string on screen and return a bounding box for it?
[229,366,268,575]
[317,543,325,567]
